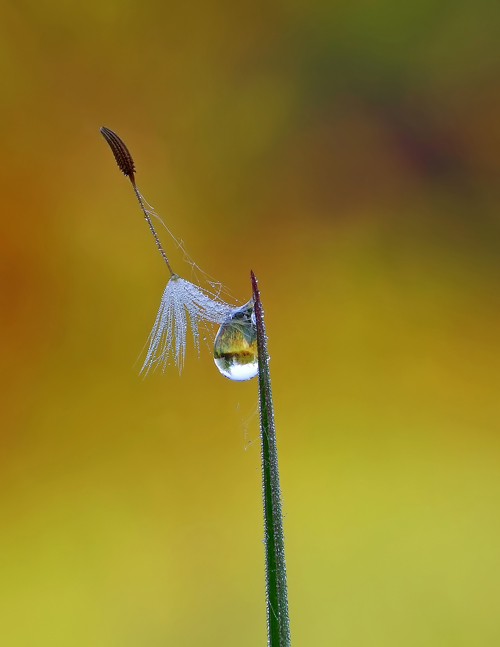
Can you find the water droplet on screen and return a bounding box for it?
[213,301,258,381]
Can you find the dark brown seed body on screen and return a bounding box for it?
[100,127,136,181]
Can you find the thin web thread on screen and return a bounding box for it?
[132,189,239,374]
[136,189,237,303]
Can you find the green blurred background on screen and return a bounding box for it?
[1,1,500,645]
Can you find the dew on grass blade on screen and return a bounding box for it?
[214,301,258,381]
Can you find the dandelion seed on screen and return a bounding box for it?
[100,126,175,276]
[100,127,253,376]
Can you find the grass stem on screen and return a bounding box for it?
[251,271,290,647]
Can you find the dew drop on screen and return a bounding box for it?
[213,301,258,381]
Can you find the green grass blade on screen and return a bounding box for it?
[251,271,290,647]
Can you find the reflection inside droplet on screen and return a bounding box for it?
[213,301,258,381]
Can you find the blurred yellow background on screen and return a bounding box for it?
[1,1,500,645]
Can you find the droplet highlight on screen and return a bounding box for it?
[213,301,258,381]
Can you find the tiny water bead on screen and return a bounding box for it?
[213,301,258,381]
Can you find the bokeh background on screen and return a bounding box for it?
[1,1,500,645]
